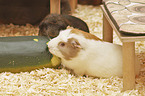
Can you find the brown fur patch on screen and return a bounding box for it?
[58,38,81,60]
[68,27,102,41]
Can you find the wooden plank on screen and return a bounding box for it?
[120,35,145,42]
[69,0,77,13]
[100,5,145,42]
[122,42,135,91]
[50,0,61,14]
[103,14,113,43]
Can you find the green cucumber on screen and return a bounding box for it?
[0,36,61,73]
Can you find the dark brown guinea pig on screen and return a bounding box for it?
[38,14,89,39]
[78,0,102,6]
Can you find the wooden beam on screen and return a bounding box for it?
[50,0,61,14]
[122,42,135,91]
[103,14,113,43]
[69,0,77,13]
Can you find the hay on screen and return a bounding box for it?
[0,4,145,96]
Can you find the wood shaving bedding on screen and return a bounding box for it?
[0,23,38,37]
[0,4,145,96]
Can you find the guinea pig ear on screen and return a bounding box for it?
[69,38,82,49]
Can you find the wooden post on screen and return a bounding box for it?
[103,14,113,43]
[50,0,61,14]
[69,0,77,13]
[122,42,135,91]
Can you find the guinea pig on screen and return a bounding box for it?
[38,14,89,39]
[61,0,71,14]
[78,0,102,6]
[48,27,140,78]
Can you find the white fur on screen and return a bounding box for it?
[48,29,140,78]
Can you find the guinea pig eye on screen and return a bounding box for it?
[59,42,65,47]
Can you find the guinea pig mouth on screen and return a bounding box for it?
[48,48,55,55]
[48,46,57,56]
[48,48,61,58]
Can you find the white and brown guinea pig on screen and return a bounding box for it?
[48,27,140,78]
